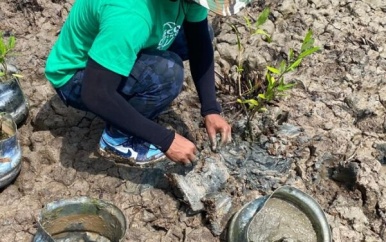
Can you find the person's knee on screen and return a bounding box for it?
[162,51,184,97]
[139,49,184,97]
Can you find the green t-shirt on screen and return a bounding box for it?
[45,0,208,88]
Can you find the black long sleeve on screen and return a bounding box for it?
[184,18,222,116]
[81,58,175,152]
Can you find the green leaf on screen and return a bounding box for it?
[267,66,280,74]
[301,30,315,52]
[277,83,295,91]
[8,36,15,50]
[255,29,270,38]
[285,83,296,89]
[259,107,268,112]
[279,77,285,85]
[279,60,287,73]
[241,99,259,109]
[298,46,320,59]
[0,33,4,46]
[238,98,259,108]
[268,75,276,87]
[303,30,313,44]
[12,74,23,78]
[245,99,259,106]
[258,93,266,99]
[244,16,252,29]
[0,39,5,56]
[288,48,294,62]
[266,72,273,86]
[0,72,5,77]
[265,90,274,101]
[257,8,270,27]
[288,58,303,71]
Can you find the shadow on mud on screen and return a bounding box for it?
[32,96,190,191]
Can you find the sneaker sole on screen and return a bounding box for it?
[97,147,166,167]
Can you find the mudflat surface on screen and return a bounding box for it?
[0,0,386,241]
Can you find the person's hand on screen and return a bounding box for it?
[165,133,197,165]
[204,114,232,151]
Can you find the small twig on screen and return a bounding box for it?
[247,12,257,22]
[214,70,224,80]
[229,109,243,121]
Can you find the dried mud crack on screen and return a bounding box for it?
[1,0,386,241]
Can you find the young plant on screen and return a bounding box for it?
[244,8,272,42]
[229,8,272,101]
[0,32,23,81]
[237,30,320,140]
[228,24,244,97]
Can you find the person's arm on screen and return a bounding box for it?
[183,18,221,116]
[81,58,175,152]
[184,18,232,150]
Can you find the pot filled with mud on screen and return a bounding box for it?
[228,186,332,242]
[0,112,22,189]
[33,196,127,242]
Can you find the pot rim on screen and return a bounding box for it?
[228,186,332,242]
[36,196,127,242]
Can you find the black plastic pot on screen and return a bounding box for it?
[0,77,29,126]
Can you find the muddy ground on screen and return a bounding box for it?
[1,0,386,241]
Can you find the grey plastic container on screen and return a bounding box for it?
[0,77,29,126]
[0,112,22,189]
[228,186,332,242]
[33,197,127,242]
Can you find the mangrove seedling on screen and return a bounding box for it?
[237,30,320,140]
[0,32,23,82]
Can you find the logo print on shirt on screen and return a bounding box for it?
[158,22,181,50]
